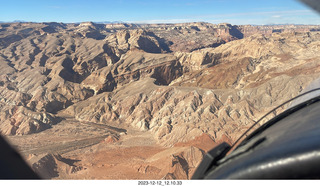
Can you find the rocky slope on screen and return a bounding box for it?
[1,22,320,179]
[64,31,320,146]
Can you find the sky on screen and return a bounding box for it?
[1,0,320,25]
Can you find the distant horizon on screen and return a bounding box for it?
[1,0,320,25]
[1,20,320,26]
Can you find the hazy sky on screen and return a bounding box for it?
[1,0,320,25]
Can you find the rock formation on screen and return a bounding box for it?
[27,153,82,179]
[1,22,320,179]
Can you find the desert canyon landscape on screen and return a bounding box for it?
[0,21,320,179]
